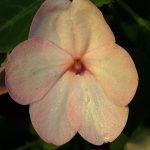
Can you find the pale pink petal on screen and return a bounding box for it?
[67,72,128,145]
[5,37,73,105]
[83,44,138,106]
[30,71,76,145]
[0,66,7,95]
[29,0,115,57]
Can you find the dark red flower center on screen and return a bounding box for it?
[70,59,85,75]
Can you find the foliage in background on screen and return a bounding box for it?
[125,126,150,150]
[0,0,150,149]
[0,0,44,53]
[91,0,113,7]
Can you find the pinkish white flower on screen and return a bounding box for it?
[5,0,138,146]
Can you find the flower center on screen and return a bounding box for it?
[70,59,85,75]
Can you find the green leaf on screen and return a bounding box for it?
[14,139,58,150]
[90,0,113,7]
[0,53,7,64]
[29,124,39,138]
[0,0,44,53]
[120,22,139,43]
[110,133,128,150]
[125,126,150,150]
[40,141,58,150]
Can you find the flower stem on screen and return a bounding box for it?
[116,0,150,31]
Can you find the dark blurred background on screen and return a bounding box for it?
[0,0,150,149]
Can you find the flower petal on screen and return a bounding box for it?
[67,72,128,145]
[29,71,76,145]
[29,0,115,57]
[5,37,72,105]
[83,44,138,106]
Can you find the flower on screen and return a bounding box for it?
[5,0,138,146]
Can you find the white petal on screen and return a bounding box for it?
[30,71,76,145]
[67,72,128,145]
[5,37,72,105]
[83,44,138,106]
[29,0,115,57]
